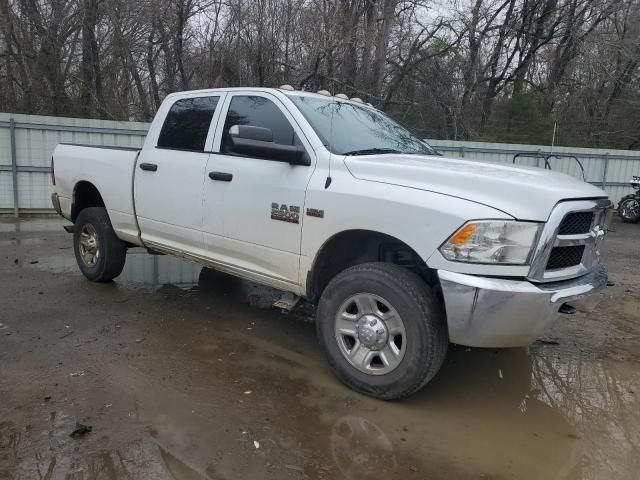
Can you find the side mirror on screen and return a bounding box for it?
[229,125,309,166]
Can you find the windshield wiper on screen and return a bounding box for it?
[343,148,402,156]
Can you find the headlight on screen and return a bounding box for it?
[440,221,541,265]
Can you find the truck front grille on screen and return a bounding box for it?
[546,246,585,270]
[558,212,593,235]
[527,199,612,282]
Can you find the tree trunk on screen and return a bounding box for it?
[147,17,161,111]
[372,0,397,96]
[175,0,190,90]
[340,0,359,87]
[460,0,483,138]
[80,0,102,117]
[360,0,376,91]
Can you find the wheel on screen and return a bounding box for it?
[316,262,448,400]
[73,207,127,282]
[618,195,640,223]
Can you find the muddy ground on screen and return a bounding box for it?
[0,216,639,480]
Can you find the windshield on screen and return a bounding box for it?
[287,94,438,156]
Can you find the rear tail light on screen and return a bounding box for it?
[51,156,55,185]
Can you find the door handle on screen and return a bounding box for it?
[209,171,233,182]
[139,163,158,172]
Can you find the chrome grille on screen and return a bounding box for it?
[546,246,585,270]
[558,212,593,235]
[528,199,612,283]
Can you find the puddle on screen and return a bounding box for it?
[0,237,47,247]
[5,343,637,479]
[2,216,640,479]
[121,250,202,289]
[0,217,69,233]
[529,352,640,479]
[20,247,317,319]
[18,248,201,286]
[126,345,638,480]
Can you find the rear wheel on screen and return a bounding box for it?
[618,195,640,223]
[316,262,448,400]
[73,207,127,282]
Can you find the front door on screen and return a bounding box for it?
[135,94,223,255]
[202,92,316,289]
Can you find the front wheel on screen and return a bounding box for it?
[73,207,127,282]
[618,195,640,223]
[316,262,448,400]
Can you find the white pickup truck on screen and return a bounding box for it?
[51,87,612,399]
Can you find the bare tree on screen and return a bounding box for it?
[0,0,638,149]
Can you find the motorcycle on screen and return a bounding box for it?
[618,176,640,223]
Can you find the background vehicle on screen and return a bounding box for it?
[618,176,640,223]
[51,86,612,400]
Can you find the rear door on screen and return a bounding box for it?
[135,94,224,255]
[202,92,316,289]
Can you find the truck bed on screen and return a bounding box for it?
[52,144,143,245]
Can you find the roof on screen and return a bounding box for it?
[165,87,374,108]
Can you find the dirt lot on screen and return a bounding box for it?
[0,216,639,480]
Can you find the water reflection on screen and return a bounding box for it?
[330,415,396,480]
[5,244,640,479]
[122,251,201,289]
[532,353,640,480]
[3,317,639,479]
[23,249,316,317]
[0,216,68,233]
[0,237,46,247]
[87,347,586,479]
[22,247,203,288]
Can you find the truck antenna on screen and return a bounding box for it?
[325,100,335,189]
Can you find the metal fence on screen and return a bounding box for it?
[0,112,149,216]
[1,112,639,216]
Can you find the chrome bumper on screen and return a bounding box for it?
[438,264,608,348]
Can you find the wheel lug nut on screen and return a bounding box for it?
[370,318,377,326]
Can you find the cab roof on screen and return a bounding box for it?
[166,87,374,109]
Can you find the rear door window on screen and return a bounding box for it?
[157,96,219,151]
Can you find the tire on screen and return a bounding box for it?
[618,195,640,223]
[73,207,127,282]
[316,262,448,400]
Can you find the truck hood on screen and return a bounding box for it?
[344,154,607,221]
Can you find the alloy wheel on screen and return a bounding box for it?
[334,293,407,375]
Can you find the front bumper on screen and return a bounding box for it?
[438,264,608,347]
